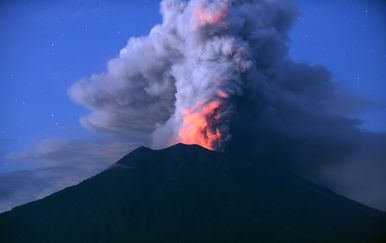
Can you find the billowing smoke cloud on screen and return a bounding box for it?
[69,0,386,210]
[69,0,298,150]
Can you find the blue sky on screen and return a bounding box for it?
[0,0,385,169]
[290,0,386,131]
[1,1,162,164]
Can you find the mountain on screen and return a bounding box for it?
[0,143,385,242]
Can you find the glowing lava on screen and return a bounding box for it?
[179,100,223,150]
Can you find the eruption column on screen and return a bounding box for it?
[179,100,224,150]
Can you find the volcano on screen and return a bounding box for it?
[0,144,385,242]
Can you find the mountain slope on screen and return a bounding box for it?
[0,144,385,242]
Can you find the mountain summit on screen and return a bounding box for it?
[1,143,385,242]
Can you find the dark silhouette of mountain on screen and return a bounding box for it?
[0,143,385,242]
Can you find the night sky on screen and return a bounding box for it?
[0,0,385,212]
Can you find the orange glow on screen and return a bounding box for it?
[179,100,223,150]
[217,91,229,99]
[194,4,229,27]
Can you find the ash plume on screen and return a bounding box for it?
[69,0,297,151]
[69,0,386,211]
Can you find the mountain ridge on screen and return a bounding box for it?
[1,143,385,242]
